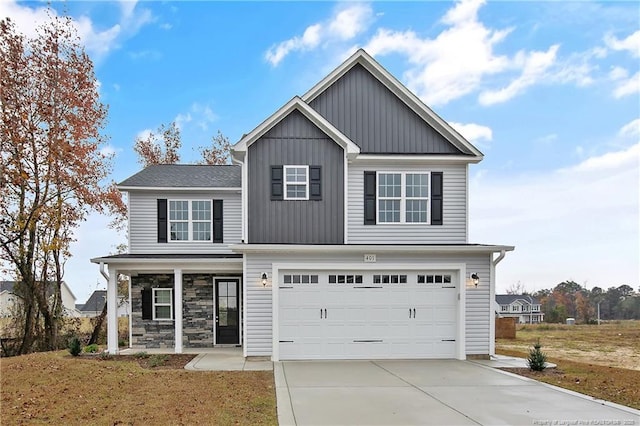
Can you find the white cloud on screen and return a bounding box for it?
[470,143,639,292]
[479,45,559,105]
[99,144,120,158]
[265,3,373,66]
[618,119,640,140]
[609,66,628,80]
[174,113,192,130]
[173,103,217,131]
[605,30,640,58]
[534,134,558,145]
[449,122,493,146]
[0,0,153,60]
[135,128,155,141]
[612,71,640,99]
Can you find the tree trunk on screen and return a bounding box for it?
[88,302,107,345]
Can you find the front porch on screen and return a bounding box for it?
[90,254,244,355]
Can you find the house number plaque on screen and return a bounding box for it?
[364,254,376,263]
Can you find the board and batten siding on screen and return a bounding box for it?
[244,252,492,357]
[309,64,463,155]
[247,110,344,244]
[348,161,467,244]
[128,190,241,254]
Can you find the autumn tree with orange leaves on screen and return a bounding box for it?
[0,14,125,354]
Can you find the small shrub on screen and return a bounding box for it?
[98,351,113,360]
[148,354,169,368]
[84,344,99,353]
[68,336,82,356]
[133,351,149,359]
[527,339,547,371]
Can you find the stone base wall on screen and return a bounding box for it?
[131,274,175,348]
[183,274,214,348]
[130,273,240,349]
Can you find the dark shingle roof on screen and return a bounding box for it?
[496,294,540,305]
[82,290,107,312]
[118,165,241,188]
[0,281,15,293]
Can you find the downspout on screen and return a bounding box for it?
[99,262,109,281]
[492,250,506,266]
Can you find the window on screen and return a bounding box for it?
[328,274,363,284]
[283,274,319,284]
[169,200,212,241]
[378,172,429,223]
[152,288,172,320]
[373,274,407,284]
[417,274,451,284]
[284,166,308,200]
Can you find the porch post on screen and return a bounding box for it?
[107,267,119,354]
[174,269,183,354]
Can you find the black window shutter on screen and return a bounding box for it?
[212,200,223,243]
[364,171,376,225]
[157,199,168,243]
[431,172,443,225]
[271,166,283,200]
[309,166,322,200]
[141,288,152,320]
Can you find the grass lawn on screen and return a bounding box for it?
[1,351,277,425]
[496,320,640,410]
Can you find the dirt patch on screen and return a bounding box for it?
[498,349,640,410]
[496,321,640,371]
[1,351,277,425]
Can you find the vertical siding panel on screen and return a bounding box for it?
[247,110,344,244]
[309,64,463,155]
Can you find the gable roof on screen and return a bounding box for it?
[232,97,360,161]
[0,280,75,300]
[496,294,540,305]
[302,49,483,159]
[81,290,107,312]
[118,165,241,190]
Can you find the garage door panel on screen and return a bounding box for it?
[278,270,459,360]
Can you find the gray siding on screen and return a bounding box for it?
[248,110,344,244]
[244,252,492,357]
[128,190,241,254]
[309,64,462,154]
[348,161,467,244]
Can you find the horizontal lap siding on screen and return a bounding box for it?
[244,252,491,357]
[128,190,241,254]
[348,162,467,243]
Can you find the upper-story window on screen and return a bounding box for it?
[284,166,309,200]
[378,172,429,223]
[169,200,211,241]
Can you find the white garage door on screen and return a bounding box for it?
[278,270,458,360]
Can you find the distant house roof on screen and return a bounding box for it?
[496,294,540,305]
[81,290,107,313]
[118,164,241,189]
[0,281,15,293]
[75,304,85,311]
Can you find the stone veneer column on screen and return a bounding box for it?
[174,269,183,354]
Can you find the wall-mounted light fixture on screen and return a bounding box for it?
[471,273,480,287]
[261,272,268,287]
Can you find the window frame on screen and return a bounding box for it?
[283,165,309,201]
[376,171,431,224]
[168,199,213,242]
[152,288,173,321]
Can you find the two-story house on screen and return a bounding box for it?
[496,294,544,324]
[92,50,513,360]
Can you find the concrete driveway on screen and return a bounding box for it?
[275,360,640,426]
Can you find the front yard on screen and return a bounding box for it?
[1,351,277,425]
[496,320,640,410]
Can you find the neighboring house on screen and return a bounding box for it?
[92,50,514,360]
[495,294,544,324]
[78,290,130,318]
[0,280,78,318]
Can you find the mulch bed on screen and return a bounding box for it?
[69,353,197,369]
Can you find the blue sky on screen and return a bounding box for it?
[3,0,638,303]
